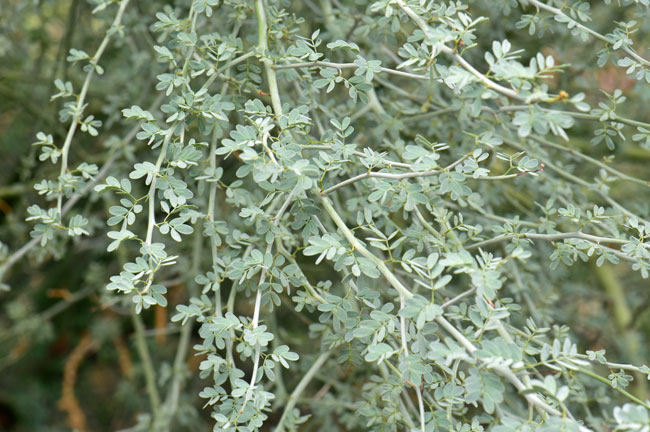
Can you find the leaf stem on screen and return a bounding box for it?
[577,367,650,410]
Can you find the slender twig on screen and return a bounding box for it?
[256,0,283,116]
[302,144,413,169]
[478,164,545,181]
[575,356,649,374]
[207,128,225,324]
[275,351,333,432]
[56,0,131,216]
[399,312,426,432]
[321,197,412,301]
[261,131,280,166]
[131,312,161,418]
[158,230,203,431]
[236,187,296,420]
[468,231,648,251]
[321,154,469,195]
[500,105,650,131]
[413,205,446,248]
[528,135,650,188]
[441,288,476,309]
[503,136,650,225]
[274,61,429,81]
[577,367,650,410]
[197,51,256,94]
[402,106,461,123]
[145,128,175,245]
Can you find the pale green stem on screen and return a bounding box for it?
[132,312,161,418]
[503,136,650,225]
[530,135,649,188]
[145,128,175,245]
[158,230,203,431]
[57,0,131,216]
[321,154,468,195]
[274,60,428,81]
[577,367,650,410]
[501,105,650,132]
[274,351,332,432]
[320,197,412,301]
[469,231,646,254]
[198,51,256,94]
[256,0,283,116]
[207,128,224,318]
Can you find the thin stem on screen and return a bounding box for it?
[145,128,175,245]
[576,356,648,373]
[238,186,296,419]
[403,106,460,123]
[261,131,280,166]
[57,0,131,216]
[302,144,413,169]
[577,367,650,410]
[274,61,429,81]
[256,0,283,116]
[275,351,332,432]
[198,51,256,94]
[320,197,412,301]
[321,154,469,195]
[399,310,426,432]
[415,387,426,432]
[159,230,203,431]
[207,127,224,318]
[503,136,650,225]
[468,231,647,251]
[413,205,446,248]
[500,105,650,131]
[530,135,650,188]
[131,312,161,418]
[441,288,476,309]
[275,240,326,303]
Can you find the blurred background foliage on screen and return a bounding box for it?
[0,0,649,431]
